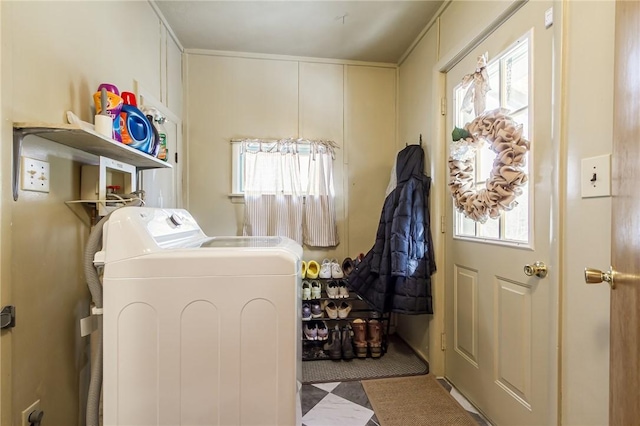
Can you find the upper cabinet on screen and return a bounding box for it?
[166,30,184,117]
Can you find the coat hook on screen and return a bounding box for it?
[419,134,423,147]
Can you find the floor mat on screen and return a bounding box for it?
[362,374,477,426]
[302,334,428,384]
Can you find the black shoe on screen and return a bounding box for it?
[341,324,355,360]
[324,325,342,360]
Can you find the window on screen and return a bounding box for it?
[231,141,311,196]
[232,138,339,247]
[453,35,531,245]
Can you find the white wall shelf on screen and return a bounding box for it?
[13,122,171,201]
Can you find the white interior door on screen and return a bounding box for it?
[444,2,557,425]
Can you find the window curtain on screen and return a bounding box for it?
[241,138,338,247]
[304,141,339,247]
[242,140,304,244]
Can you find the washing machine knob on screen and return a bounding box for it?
[169,213,183,227]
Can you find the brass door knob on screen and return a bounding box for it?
[524,261,548,278]
[584,267,615,289]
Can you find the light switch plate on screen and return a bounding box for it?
[545,7,553,28]
[581,154,611,198]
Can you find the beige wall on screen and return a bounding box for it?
[345,65,397,256]
[561,2,614,424]
[396,22,439,362]
[1,1,182,424]
[397,0,614,424]
[184,53,396,262]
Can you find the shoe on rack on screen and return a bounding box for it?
[317,321,329,341]
[301,261,307,278]
[311,301,323,318]
[302,303,312,321]
[306,260,320,279]
[319,258,332,279]
[352,319,368,358]
[324,325,342,360]
[302,280,312,300]
[367,319,383,358]
[311,280,322,299]
[342,257,355,276]
[325,301,338,319]
[338,301,352,319]
[341,323,355,360]
[330,258,344,279]
[303,322,318,340]
[338,280,349,299]
[326,280,339,299]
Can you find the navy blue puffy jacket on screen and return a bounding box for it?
[348,145,436,314]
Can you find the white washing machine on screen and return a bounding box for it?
[98,207,302,426]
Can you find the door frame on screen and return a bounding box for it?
[428,1,564,423]
[0,1,13,422]
[0,0,14,421]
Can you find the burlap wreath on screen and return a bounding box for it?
[448,108,530,223]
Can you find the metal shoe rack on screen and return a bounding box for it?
[301,278,390,361]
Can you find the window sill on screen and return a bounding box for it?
[228,193,245,204]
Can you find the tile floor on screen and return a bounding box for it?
[301,377,490,426]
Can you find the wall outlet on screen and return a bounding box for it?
[21,399,40,426]
[21,157,50,193]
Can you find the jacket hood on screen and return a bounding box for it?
[395,145,425,183]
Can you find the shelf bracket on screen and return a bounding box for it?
[12,127,65,201]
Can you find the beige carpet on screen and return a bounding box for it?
[362,375,477,426]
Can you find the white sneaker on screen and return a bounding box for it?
[338,280,349,298]
[319,258,332,279]
[330,258,344,279]
[326,280,339,299]
[311,280,322,299]
[302,280,312,300]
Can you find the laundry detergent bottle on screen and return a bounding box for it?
[140,106,168,161]
[119,92,154,154]
[93,83,123,141]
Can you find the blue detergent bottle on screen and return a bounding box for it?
[119,92,154,154]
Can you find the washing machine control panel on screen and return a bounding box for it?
[101,207,208,263]
[123,208,207,248]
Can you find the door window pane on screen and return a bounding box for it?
[453,34,531,246]
[478,216,500,239]
[504,185,529,242]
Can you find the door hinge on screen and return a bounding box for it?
[440,215,446,234]
[175,152,178,164]
[0,305,16,330]
[440,97,447,115]
[441,332,446,351]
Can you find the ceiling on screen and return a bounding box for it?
[154,1,444,64]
